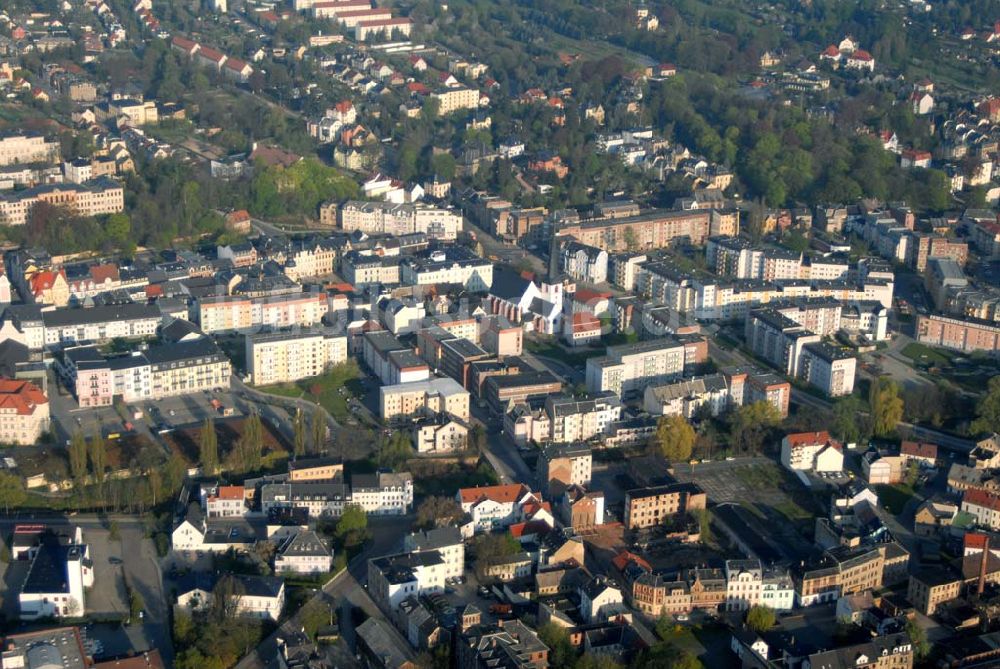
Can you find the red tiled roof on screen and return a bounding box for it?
[964,488,1000,512]
[571,311,601,333]
[822,45,840,57]
[459,483,529,505]
[224,57,250,72]
[574,288,612,303]
[901,441,937,460]
[145,284,163,298]
[612,550,651,572]
[171,35,198,51]
[850,49,873,61]
[357,18,410,27]
[212,485,244,500]
[965,532,990,551]
[226,209,251,223]
[784,431,840,450]
[90,263,119,284]
[197,46,225,62]
[0,379,48,415]
[29,269,64,294]
[509,520,551,538]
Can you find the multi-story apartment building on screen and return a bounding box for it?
[354,17,412,40]
[0,379,49,445]
[457,483,541,535]
[0,134,60,167]
[544,394,622,443]
[338,201,462,240]
[380,377,470,422]
[536,443,592,497]
[559,241,608,284]
[147,338,232,398]
[42,303,162,347]
[400,247,493,292]
[907,568,962,616]
[916,313,1000,353]
[350,472,414,516]
[609,252,647,291]
[412,414,469,453]
[780,431,844,473]
[341,252,401,287]
[403,526,465,581]
[962,488,1000,529]
[793,545,885,606]
[799,342,857,397]
[556,208,718,252]
[623,482,707,530]
[245,330,347,385]
[0,178,125,226]
[288,456,344,482]
[724,559,763,612]
[431,87,481,115]
[586,337,706,397]
[260,481,354,518]
[368,550,447,612]
[274,530,333,575]
[197,292,329,334]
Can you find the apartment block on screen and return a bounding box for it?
[536,443,592,497]
[483,371,563,416]
[245,329,347,385]
[907,568,962,616]
[197,292,329,334]
[916,313,1000,353]
[0,178,125,226]
[556,208,716,252]
[380,376,470,422]
[0,134,60,167]
[368,551,447,612]
[400,247,493,292]
[624,482,707,530]
[42,302,162,347]
[341,252,401,287]
[586,337,706,398]
[545,393,622,444]
[339,201,462,240]
[430,87,481,115]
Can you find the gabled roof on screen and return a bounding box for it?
[784,431,840,450]
[459,483,531,505]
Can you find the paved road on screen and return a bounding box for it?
[234,515,415,669]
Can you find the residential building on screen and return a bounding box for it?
[0,379,49,445]
[559,241,609,284]
[962,489,1000,529]
[288,456,344,482]
[0,134,60,166]
[457,620,549,669]
[350,472,414,516]
[197,292,329,334]
[42,302,161,347]
[176,573,285,621]
[339,201,462,240]
[400,247,493,292]
[206,486,246,518]
[545,394,621,444]
[623,482,707,530]
[18,533,93,620]
[916,313,1000,353]
[781,431,844,473]
[907,568,962,616]
[274,530,333,575]
[537,443,592,497]
[579,577,625,623]
[412,413,468,453]
[403,526,465,581]
[555,208,719,252]
[586,337,706,398]
[380,377,470,422]
[484,371,563,416]
[725,559,763,612]
[368,551,447,611]
[457,483,541,535]
[245,329,348,385]
[0,178,125,226]
[431,87,481,115]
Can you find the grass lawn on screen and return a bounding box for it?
[734,464,785,488]
[525,338,595,367]
[258,364,362,422]
[901,343,952,366]
[874,484,915,515]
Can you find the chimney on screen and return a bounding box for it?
[979,535,990,596]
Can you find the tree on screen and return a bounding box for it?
[536,623,576,669]
[972,376,1000,435]
[129,587,145,623]
[293,408,306,458]
[311,404,326,454]
[301,598,334,640]
[334,504,369,547]
[832,396,868,445]
[869,377,904,438]
[68,430,88,489]
[210,574,245,623]
[88,434,106,488]
[376,430,412,470]
[200,419,218,474]
[0,471,26,513]
[473,532,520,581]
[415,496,464,529]
[905,618,930,659]
[166,452,187,495]
[730,401,783,454]
[469,424,487,454]
[651,414,696,461]
[746,605,776,632]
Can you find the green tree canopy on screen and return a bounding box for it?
[652,414,696,461]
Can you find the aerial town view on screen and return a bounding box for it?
[3,0,1000,667]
